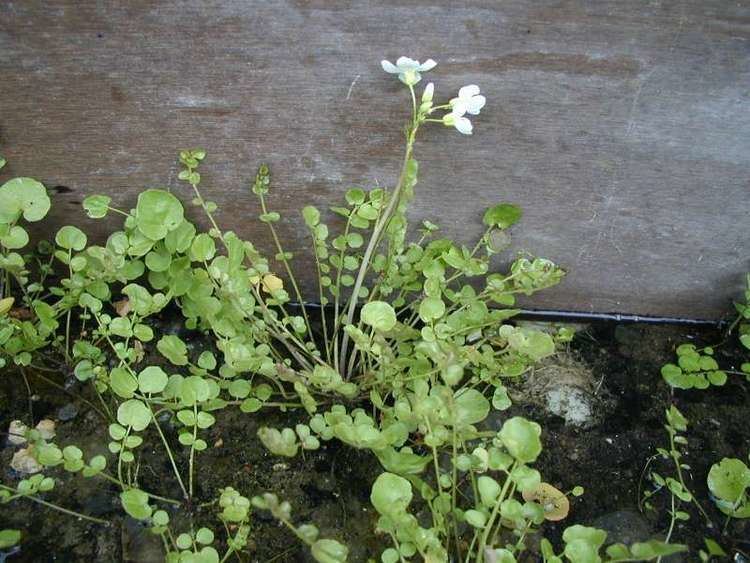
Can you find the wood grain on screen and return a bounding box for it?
[1,0,748,319]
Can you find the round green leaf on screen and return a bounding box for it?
[707,458,750,504]
[464,509,487,528]
[499,416,542,463]
[190,233,216,262]
[418,297,445,322]
[370,472,412,517]
[135,189,184,240]
[454,388,490,426]
[0,529,21,549]
[0,225,29,249]
[110,367,138,399]
[0,177,51,223]
[138,366,168,394]
[361,301,397,332]
[195,527,214,545]
[83,195,111,219]
[120,489,152,520]
[55,225,86,250]
[302,206,320,227]
[157,334,188,365]
[117,399,152,431]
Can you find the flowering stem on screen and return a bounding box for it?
[339,84,420,375]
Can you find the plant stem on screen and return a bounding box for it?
[189,404,198,498]
[339,85,419,374]
[150,404,189,500]
[1,484,109,525]
[476,462,517,562]
[657,494,677,563]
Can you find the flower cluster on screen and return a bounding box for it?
[380,56,486,135]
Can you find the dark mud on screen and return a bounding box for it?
[1,321,748,562]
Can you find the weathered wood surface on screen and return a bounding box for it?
[1,1,748,319]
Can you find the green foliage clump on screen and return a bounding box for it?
[0,60,690,562]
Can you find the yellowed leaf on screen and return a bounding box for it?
[522,482,570,521]
[261,274,284,293]
[0,297,14,315]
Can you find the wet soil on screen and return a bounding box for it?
[1,321,748,562]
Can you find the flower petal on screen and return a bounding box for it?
[466,95,486,115]
[450,101,469,116]
[422,82,434,103]
[454,115,473,135]
[396,56,420,71]
[381,60,399,74]
[458,84,481,99]
[419,59,437,71]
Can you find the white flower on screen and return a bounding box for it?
[381,57,437,85]
[450,85,486,115]
[422,82,434,103]
[442,107,473,135]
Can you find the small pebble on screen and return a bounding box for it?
[57,403,79,422]
[7,420,28,445]
[11,447,43,474]
[35,419,56,440]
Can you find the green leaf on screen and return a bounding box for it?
[55,225,87,251]
[258,427,298,457]
[562,525,607,563]
[110,367,138,399]
[190,233,217,262]
[302,206,320,227]
[176,532,192,549]
[483,203,522,229]
[311,539,348,563]
[707,457,750,509]
[345,188,366,205]
[464,509,487,528]
[138,366,168,394]
[0,529,21,549]
[228,380,251,399]
[0,225,29,249]
[195,527,214,545]
[477,475,501,507]
[453,388,490,426]
[418,297,445,322]
[629,541,687,559]
[361,301,397,332]
[117,399,152,432]
[346,232,363,248]
[157,334,189,366]
[135,189,184,240]
[370,472,412,518]
[0,177,51,223]
[499,417,542,463]
[492,385,512,410]
[120,489,152,520]
[83,195,111,219]
[133,323,154,342]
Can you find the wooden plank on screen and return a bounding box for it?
[1,0,748,319]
